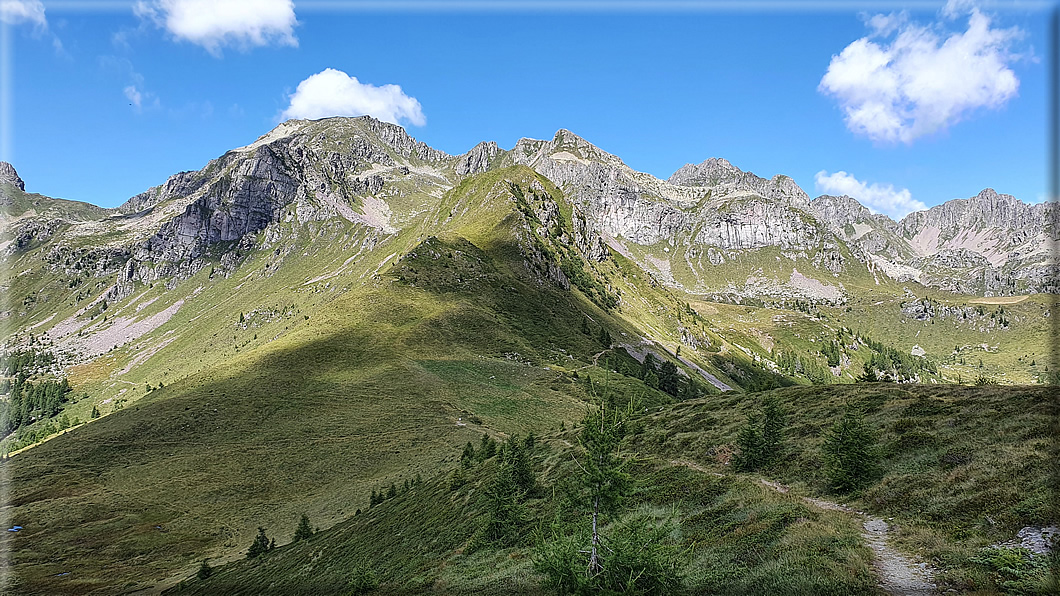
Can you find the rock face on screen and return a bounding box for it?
[0,161,25,191]
[119,170,207,215]
[808,194,909,261]
[893,189,1059,294]
[4,118,1055,300]
[669,158,810,207]
[133,142,299,263]
[455,141,500,176]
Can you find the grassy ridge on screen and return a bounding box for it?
[167,383,1056,595]
[3,167,656,594]
[3,165,1053,595]
[170,419,880,595]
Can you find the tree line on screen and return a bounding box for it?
[0,376,72,436]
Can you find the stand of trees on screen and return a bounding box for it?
[0,377,72,436]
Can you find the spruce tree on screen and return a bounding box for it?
[822,406,880,492]
[503,436,536,495]
[246,527,271,558]
[760,396,785,461]
[733,396,785,471]
[479,434,497,460]
[643,370,660,389]
[460,441,475,467]
[732,413,763,472]
[478,451,530,547]
[578,397,632,575]
[658,361,679,396]
[641,353,658,380]
[293,513,313,542]
[598,327,612,348]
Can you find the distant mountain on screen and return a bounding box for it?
[2,117,1053,594]
[2,118,1055,317]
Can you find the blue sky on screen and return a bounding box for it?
[1,0,1053,219]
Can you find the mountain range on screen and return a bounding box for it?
[0,117,1054,594]
[4,117,1053,314]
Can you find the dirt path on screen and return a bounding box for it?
[756,478,937,596]
[668,461,936,595]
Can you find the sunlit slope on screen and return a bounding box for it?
[2,167,681,594]
[168,383,1056,595]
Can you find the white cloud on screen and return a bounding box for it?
[280,69,426,127]
[135,0,297,56]
[124,85,143,109]
[820,3,1022,143]
[941,0,977,19]
[0,0,46,28]
[815,170,926,220]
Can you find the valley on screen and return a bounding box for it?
[0,116,1055,594]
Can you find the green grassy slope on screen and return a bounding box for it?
[167,383,1056,595]
[2,162,1053,595]
[1,168,681,594]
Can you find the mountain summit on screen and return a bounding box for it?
[1,117,1054,594]
[3,117,1054,303]
[0,161,24,191]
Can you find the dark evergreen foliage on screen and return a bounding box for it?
[293,513,314,542]
[246,527,271,559]
[733,396,786,472]
[822,406,881,492]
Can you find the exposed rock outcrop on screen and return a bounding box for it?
[669,158,810,207]
[0,161,25,191]
[456,141,500,176]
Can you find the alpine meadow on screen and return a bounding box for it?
[1,2,1058,595]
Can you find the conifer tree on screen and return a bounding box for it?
[246,527,271,559]
[643,370,660,389]
[822,406,880,492]
[733,396,786,471]
[460,441,475,467]
[598,327,612,348]
[478,449,531,547]
[479,433,497,460]
[641,353,658,380]
[578,397,632,575]
[293,513,314,542]
[658,361,679,396]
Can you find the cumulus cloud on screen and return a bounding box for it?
[815,170,926,220]
[0,0,45,27]
[135,0,297,56]
[280,69,426,127]
[124,85,143,109]
[819,2,1023,143]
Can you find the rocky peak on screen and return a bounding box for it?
[668,157,742,187]
[456,141,500,176]
[809,194,875,226]
[511,129,626,169]
[349,116,450,163]
[899,188,1045,234]
[244,116,449,165]
[0,161,25,191]
[668,158,810,207]
[118,170,207,215]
